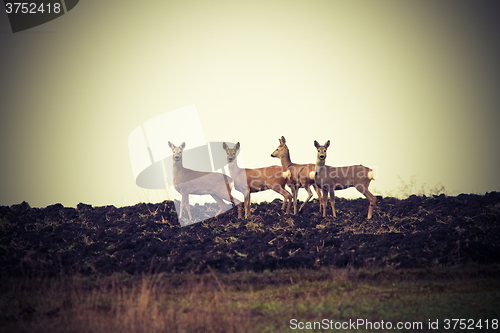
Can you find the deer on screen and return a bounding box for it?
[311,140,376,219]
[270,136,322,215]
[168,141,240,221]
[223,142,292,218]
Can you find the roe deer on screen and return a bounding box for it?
[223,142,292,218]
[168,141,239,221]
[311,140,376,219]
[271,136,321,214]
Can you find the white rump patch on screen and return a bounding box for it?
[367,170,375,180]
[309,171,316,180]
[282,170,291,179]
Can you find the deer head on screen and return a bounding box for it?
[314,140,330,161]
[222,142,240,163]
[271,136,288,159]
[168,141,186,162]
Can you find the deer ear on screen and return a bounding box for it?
[281,136,286,144]
[168,141,175,149]
[222,142,228,150]
[180,142,186,149]
[314,140,320,148]
[235,142,240,150]
[325,140,330,148]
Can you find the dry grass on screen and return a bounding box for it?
[1,265,499,333]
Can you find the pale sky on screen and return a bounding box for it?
[1,1,499,208]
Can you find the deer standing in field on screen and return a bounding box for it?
[223,142,292,218]
[168,142,240,221]
[270,136,321,215]
[311,140,376,219]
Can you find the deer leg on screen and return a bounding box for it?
[229,195,243,218]
[366,190,377,219]
[237,203,243,218]
[244,192,252,218]
[237,187,249,219]
[355,184,377,219]
[230,195,243,218]
[273,186,292,214]
[280,195,287,211]
[298,185,314,214]
[290,185,299,215]
[211,194,228,216]
[234,196,243,218]
[285,190,292,214]
[218,184,242,217]
[236,190,244,218]
[329,188,336,218]
[177,198,183,220]
[313,184,324,216]
[283,196,291,214]
[320,188,329,217]
[227,186,241,207]
[181,193,192,221]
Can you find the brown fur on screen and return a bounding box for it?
[313,140,376,219]
[168,142,239,221]
[270,136,322,214]
[223,142,292,218]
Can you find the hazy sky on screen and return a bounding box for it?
[1,1,500,208]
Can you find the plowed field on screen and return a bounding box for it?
[1,193,499,277]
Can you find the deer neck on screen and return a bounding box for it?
[227,158,242,177]
[280,148,294,168]
[172,158,186,179]
[315,156,326,173]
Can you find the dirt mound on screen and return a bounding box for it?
[1,193,499,276]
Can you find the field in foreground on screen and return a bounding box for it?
[1,193,499,331]
[1,265,499,333]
